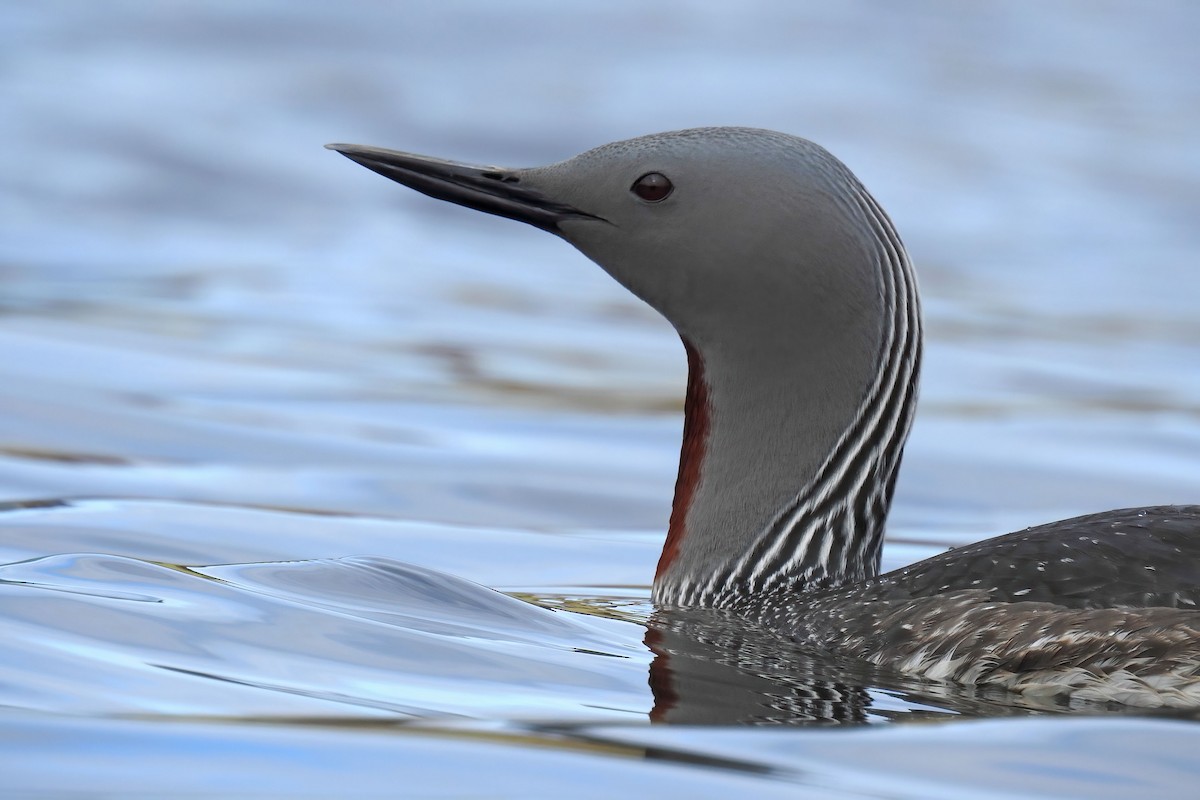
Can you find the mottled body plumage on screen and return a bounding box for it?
[756,507,1200,706]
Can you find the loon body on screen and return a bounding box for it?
[328,128,1200,707]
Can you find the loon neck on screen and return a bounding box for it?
[653,196,922,607]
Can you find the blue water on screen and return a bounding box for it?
[3,2,1200,796]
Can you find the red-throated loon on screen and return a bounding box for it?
[327,128,1200,708]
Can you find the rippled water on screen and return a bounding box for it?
[4,2,1200,796]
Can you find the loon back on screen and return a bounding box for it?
[873,506,1200,610]
[767,507,1200,707]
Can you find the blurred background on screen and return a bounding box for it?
[4,1,1197,539]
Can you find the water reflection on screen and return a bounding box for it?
[646,614,877,725]
[642,608,1082,725]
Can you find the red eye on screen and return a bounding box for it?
[631,172,673,202]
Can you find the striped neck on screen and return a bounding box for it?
[653,185,922,607]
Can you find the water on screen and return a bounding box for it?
[3,1,1200,796]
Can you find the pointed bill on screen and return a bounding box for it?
[326,143,604,233]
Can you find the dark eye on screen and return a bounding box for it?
[631,172,673,202]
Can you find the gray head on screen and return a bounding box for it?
[533,129,885,350]
[329,128,921,606]
[331,128,882,358]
